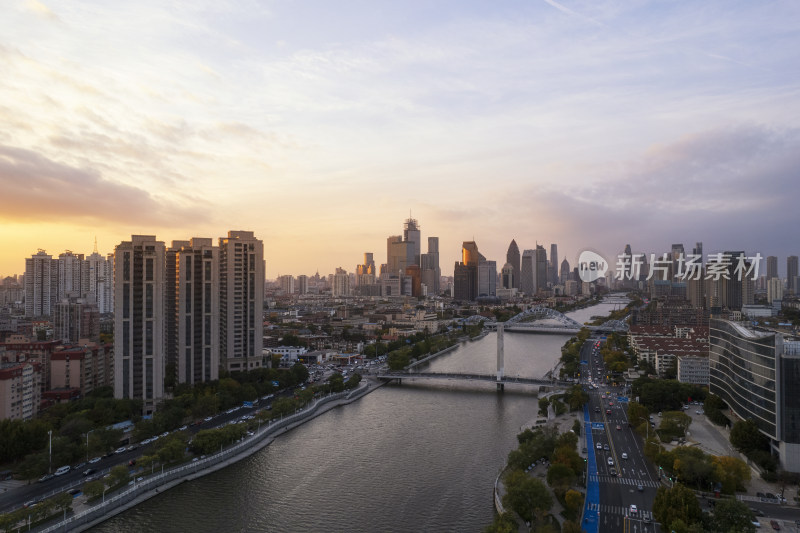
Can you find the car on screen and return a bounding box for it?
[607,457,614,466]
[178,425,188,431]
[127,445,137,451]
[609,402,614,406]
[82,468,96,476]
[750,508,765,517]
[751,519,761,528]
[89,456,101,464]
[606,409,611,415]
[74,462,86,469]
[696,410,703,414]
[596,442,602,450]
[621,452,628,459]
[23,500,36,508]
[160,432,169,437]
[68,488,81,496]
[766,493,776,499]
[54,465,70,476]
[609,468,617,476]
[637,484,644,491]
[114,446,127,454]
[37,474,54,483]
[204,416,213,422]
[594,406,600,412]
[630,504,638,515]
[603,444,609,451]
[616,425,621,430]
[643,516,651,523]
[770,520,780,530]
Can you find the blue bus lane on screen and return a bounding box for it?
[582,404,600,533]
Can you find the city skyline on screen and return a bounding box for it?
[2,1,800,277]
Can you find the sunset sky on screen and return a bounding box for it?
[2,0,799,279]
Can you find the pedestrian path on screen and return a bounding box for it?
[585,502,655,520]
[588,474,660,488]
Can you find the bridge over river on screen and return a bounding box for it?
[376,371,572,389]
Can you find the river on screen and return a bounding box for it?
[92,296,626,533]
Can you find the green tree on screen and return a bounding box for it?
[710,498,756,533]
[290,362,309,385]
[345,373,362,390]
[49,491,73,516]
[82,480,105,500]
[328,373,345,393]
[482,512,518,533]
[538,397,551,417]
[711,455,751,493]
[652,483,703,529]
[546,463,575,493]
[730,419,768,454]
[564,489,583,517]
[156,435,186,464]
[502,470,553,523]
[627,402,649,428]
[107,465,130,487]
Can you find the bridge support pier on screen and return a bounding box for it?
[496,382,504,392]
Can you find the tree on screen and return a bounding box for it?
[290,362,309,385]
[502,470,553,523]
[627,402,649,428]
[482,512,517,533]
[107,465,130,487]
[156,436,186,464]
[710,498,756,533]
[712,455,751,493]
[546,463,575,493]
[49,492,73,516]
[538,397,550,417]
[730,419,768,454]
[659,411,692,441]
[564,489,583,517]
[82,480,105,500]
[652,483,703,529]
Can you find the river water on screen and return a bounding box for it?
[92,297,626,533]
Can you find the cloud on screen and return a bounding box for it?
[0,144,207,226]
[23,0,58,20]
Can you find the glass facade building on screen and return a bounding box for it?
[710,318,800,471]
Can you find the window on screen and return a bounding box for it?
[145,258,153,281]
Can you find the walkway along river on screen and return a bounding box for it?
[91,298,625,533]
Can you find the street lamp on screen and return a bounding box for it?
[48,430,52,474]
[85,429,95,462]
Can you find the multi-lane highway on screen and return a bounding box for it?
[581,336,662,533]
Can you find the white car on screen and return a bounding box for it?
[54,465,71,476]
[630,504,637,515]
[621,452,628,459]
[88,456,101,464]
[607,457,614,466]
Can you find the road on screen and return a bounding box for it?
[581,335,662,533]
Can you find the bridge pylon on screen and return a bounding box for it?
[497,324,504,392]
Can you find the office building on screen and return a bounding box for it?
[296,275,309,295]
[278,274,295,294]
[506,240,520,290]
[114,235,166,415]
[767,256,778,281]
[789,256,799,294]
[24,250,58,317]
[167,238,219,385]
[520,250,535,295]
[560,258,570,284]
[534,245,548,294]
[710,319,800,472]
[386,235,409,275]
[421,237,440,296]
[454,241,483,301]
[477,260,497,298]
[219,231,264,373]
[549,244,559,285]
[403,218,422,267]
[501,263,514,289]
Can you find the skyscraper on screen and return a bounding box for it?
[332,267,350,296]
[86,249,114,314]
[386,235,409,275]
[453,241,483,301]
[403,217,421,267]
[57,251,85,299]
[114,235,166,415]
[506,240,520,289]
[560,258,570,284]
[24,250,58,317]
[549,244,558,284]
[166,239,220,386]
[788,256,798,294]
[534,245,548,293]
[219,231,264,373]
[421,237,440,296]
[477,260,497,297]
[520,250,535,295]
[767,256,778,281]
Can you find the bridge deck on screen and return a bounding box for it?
[377,372,571,387]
